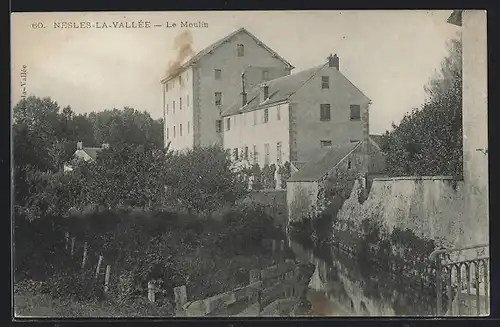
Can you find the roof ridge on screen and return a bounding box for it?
[259,64,325,86]
[161,27,294,83]
[284,63,328,100]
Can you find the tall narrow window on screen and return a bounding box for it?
[180,124,183,136]
[264,109,269,123]
[173,101,176,114]
[216,119,222,133]
[215,92,222,106]
[215,69,222,80]
[237,44,244,57]
[179,97,182,110]
[244,146,249,160]
[277,105,281,120]
[173,126,176,138]
[347,158,352,170]
[233,148,239,160]
[263,86,269,100]
[320,104,331,121]
[350,105,361,120]
[276,142,282,165]
[178,76,182,86]
[264,143,270,165]
[253,145,258,164]
[322,76,330,89]
[226,117,231,131]
[188,121,190,134]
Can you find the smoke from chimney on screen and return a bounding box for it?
[166,30,195,78]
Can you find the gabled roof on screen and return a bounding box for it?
[77,147,104,161]
[447,10,462,26]
[222,64,327,116]
[291,161,308,171]
[160,27,294,83]
[369,134,384,150]
[222,60,371,117]
[288,141,362,182]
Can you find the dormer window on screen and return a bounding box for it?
[263,85,269,100]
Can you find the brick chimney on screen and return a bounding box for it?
[77,141,83,150]
[328,54,339,70]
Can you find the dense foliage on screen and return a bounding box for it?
[13,97,164,213]
[15,205,279,307]
[381,37,463,177]
[13,96,277,315]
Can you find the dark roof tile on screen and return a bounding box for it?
[288,141,362,182]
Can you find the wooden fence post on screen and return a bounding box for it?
[148,280,156,303]
[95,255,103,279]
[81,242,88,269]
[174,285,188,312]
[65,232,69,251]
[70,237,75,257]
[249,269,261,315]
[104,265,111,293]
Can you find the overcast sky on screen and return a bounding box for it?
[11,10,460,134]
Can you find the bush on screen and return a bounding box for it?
[40,270,104,301]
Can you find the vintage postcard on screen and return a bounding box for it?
[11,10,489,318]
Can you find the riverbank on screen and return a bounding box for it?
[286,237,437,316]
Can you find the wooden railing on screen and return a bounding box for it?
[174,259,313,317]
[429,243,489,316]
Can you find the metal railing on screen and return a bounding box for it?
[429,243,489,316]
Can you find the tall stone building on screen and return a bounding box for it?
[161,27,294,151]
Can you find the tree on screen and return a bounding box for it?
[165,146,248,214]
[382,36,462,177]
[278,162,291,189]
[13,96,61,172]
[80,143,171,209]
[90,108,163,149]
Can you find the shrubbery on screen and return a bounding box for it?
[381,37,462,177]
[15,202,280,306]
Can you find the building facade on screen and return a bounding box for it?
[161,28,294,151]
[222,55,371,174]
[460,10,488,246]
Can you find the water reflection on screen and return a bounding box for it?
[287,238,436,316]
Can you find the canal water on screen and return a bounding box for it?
[284,238,437,316]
